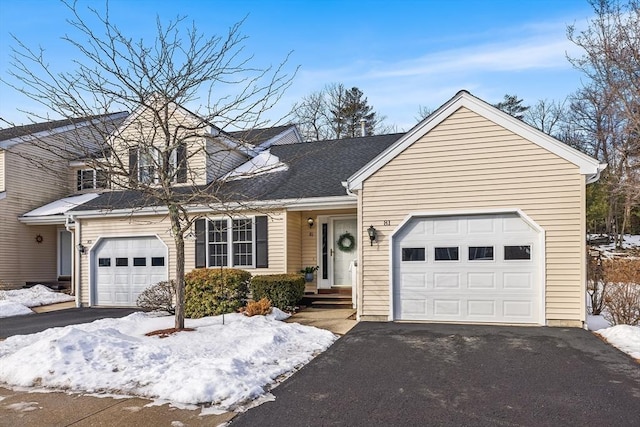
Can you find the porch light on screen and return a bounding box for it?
[76,243,86,254]
[367,225,377,246]
[307,217,314,228]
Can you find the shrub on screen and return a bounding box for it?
[184,268,251,318]
[242,298,272,317]
[250,274,305,311]
[586,249,606,315]
[136,280,175,314]
[602,259,640,326]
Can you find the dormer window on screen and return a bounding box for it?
[77,169,108,191]
[129,144,187,185]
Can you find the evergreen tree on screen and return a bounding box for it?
[493,94,529,120]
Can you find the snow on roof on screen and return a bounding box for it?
[22,193,100,217]
[224,149,288,180]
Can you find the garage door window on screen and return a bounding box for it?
[504,245,531,260]
[133,257,146,266]
[435,247,459,261]
[469,246,493,261]
[151,257,165,266]
[98,258,111,267]
[116,257,128,267]
[402,248,425,261]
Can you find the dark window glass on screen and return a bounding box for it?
[115,257,128,267]
[208,220,228,267]
[95,170,109,189]
[469,246,494,261]
[98,258,111,267]
[151,257,165,267]
[402,247,426,261]
[435,247,459,261]
[133,257,146,266]
[322,223,328,280]
[232,219,253,266]
[504,245,531,260]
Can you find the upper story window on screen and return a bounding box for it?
[129,144,187,185]
[77,169,108,191]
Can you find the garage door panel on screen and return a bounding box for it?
[468,273,496,289]
[433,299,461,316]
[394,213,541,324]
[93,237,168,307]
[467,300,496,317]
[433,273,460,289]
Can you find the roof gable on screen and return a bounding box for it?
[347,90,606,191]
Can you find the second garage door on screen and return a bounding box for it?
[393,213,541,324]
[93,236,168,307]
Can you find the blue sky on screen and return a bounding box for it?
[0,0,594,131]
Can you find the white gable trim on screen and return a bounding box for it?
[347,90,606,191]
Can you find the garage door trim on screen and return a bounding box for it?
[388,208,545,324]
[88,234,169,307]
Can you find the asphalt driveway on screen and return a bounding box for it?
[0,307,139,338]
[231,322,640,426]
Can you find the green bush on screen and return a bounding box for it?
[184,268,251,318]
[250,274,306,311]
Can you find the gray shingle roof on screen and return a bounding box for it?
[71,133,403,212]
[0,113,127,143]
[225,125,293,145]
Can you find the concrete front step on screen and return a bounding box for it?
[302,293,353,309]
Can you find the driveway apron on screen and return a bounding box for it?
[231,322,640,426]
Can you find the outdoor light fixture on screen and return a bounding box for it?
[307,217,314,228]
[76,243,86,254]
[367,225,377,246]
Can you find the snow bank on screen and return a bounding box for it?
[0,285,74,308]
[0,300,33,318]
[595,325,640,360]
[0,312,337,410]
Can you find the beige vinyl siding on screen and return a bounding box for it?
[286,211,302,273]
[0,149,5,192]
[359,107,585,323]
[0,141,70,286]
[205,138,249,181]
[77,210,286,305]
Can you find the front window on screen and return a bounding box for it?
[139,147,178,184]
[206,218,254,267]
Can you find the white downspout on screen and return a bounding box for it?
[65,215,81,308]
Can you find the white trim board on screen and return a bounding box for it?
[347,90,606,191]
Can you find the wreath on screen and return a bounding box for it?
[337,232,356,252]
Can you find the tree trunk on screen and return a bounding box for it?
[169,205,186,330]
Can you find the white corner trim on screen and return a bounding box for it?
[348,91,604,191]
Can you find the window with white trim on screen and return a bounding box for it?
[138,147,179,184]
[77,169,108,191]
[206,218,254,267]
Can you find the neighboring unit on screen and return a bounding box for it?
[3,91,605,327]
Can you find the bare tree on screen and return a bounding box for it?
[3,1,295,328]
[293,83,388,141]
[524,98,568,136]
[567,0,640,246]
[415,105,434,122]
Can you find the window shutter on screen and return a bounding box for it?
[177,143,187,183]
[255,216,268,268]
[128,148,138,185]
[195,219,206,268]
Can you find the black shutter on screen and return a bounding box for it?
[128,148,138,184]
[195,219,206,268]
[255,216,268,268]
[176,143,187,183]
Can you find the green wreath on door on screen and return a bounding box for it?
[337,232,356,252]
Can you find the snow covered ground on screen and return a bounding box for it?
[590,234,640,258]
[586,315,640,360]
[0,310,337,412]
[0,285,74,318]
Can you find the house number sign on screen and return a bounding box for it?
[383,220,391,226]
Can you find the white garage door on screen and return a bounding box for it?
[393,213,541,324]
[93,236,168,306]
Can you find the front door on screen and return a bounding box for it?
[58,229,72,278]
[318,216,358,290]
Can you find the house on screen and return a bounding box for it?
[0,113,127,289]
[7,90,605,327]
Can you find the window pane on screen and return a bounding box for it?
[402,248,425,261]
[133,257,146,266]
[98,258,111,267]
[469,246,494,261]
[435,247,459,261]
[151,257,165,266]
[232,219,253,266]
[208,220,228,267]
[77,169,95,190]
[96,170,109,189]
[504,245,531,260]
[115,258,128,267]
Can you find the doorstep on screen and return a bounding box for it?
[31,301,76,313]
